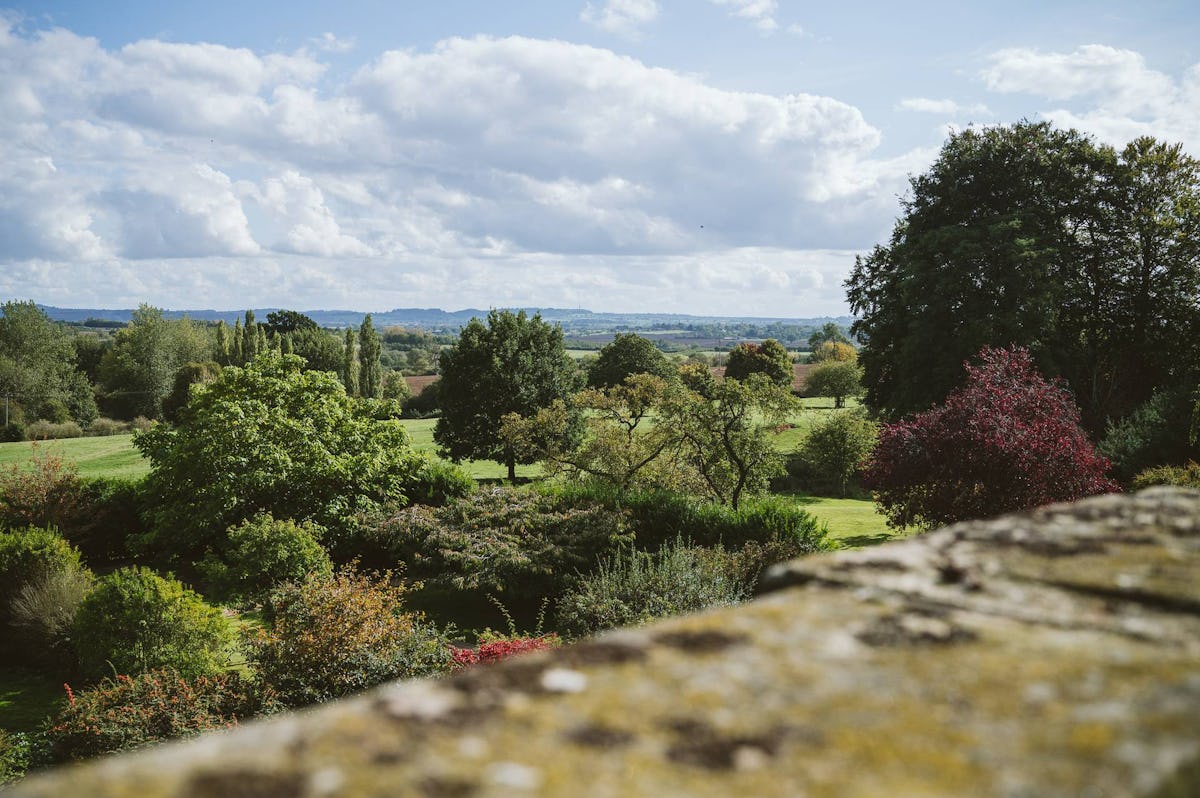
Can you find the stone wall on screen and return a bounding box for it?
[9,488,1200,797]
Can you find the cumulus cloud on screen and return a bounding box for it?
[982,45,1200,151]
[710,0,779,32]
[311,32,355,53]
[580,0,659,36]
[897,97,990,117]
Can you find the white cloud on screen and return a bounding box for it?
[982,45,1200,151]
[580,0,659,37]
[311,32,356,54]
[251,171,374,257]
[897,97,990,117]
[710,0,779,33]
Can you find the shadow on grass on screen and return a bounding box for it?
[838,532,898,549]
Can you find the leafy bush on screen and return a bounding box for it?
[0,421,24,442]
[0,730,31,785]
[247,566,450,707]
[1100,389,1200,484]
[359,487,633,604]
[72,567,235,682]
[1131,462,1200,490]
[23,421,84,440]
[199,515,332,603]
[134,354,427,564]
[543,482,829,555]
[39,669,273,764]
[401,379,441,418]
[0,526,86,637]
[68,477,148,566]
[85,417,130,437]
[863,347,1119,530]
[555,539,749,638]
[402,457,475,507]
[0,445,84,532]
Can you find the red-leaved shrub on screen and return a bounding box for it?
[450,635,560,668]
[862,346,1118,529]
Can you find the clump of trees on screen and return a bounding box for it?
[724,339,793,386]
[862,347,1118,530]
[586,332,675,388]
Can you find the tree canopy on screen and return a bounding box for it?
[435,310,581,479]
[98,305,211,419]
[723,339,793,387]
[135,353,425,562]
[0,301,97,424]
[586,333,675,388]
[846,122,1200,433]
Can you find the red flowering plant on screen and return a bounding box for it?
[862,346,1119,530]
[450,634,561,668]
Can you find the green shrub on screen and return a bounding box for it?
[0,421,24,442]
[1131,461,1200,490]
[39,669,273,764]
[199,515,332,603]
[248,566,450,707]
[359,487,633,604]
[0,445,84,532]
[23,421,84,440]
[85,417,130,437]
[72,567,235,682]
[796,410,878,497]
[69,477,148,566]
[0,730,32,785]
[543,482,829,554]
[0,526,85,626]
[402,457,475,507]
[1100,390,1200,484]
[555,538,749,638]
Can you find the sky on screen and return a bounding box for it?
[1,1,1198,317]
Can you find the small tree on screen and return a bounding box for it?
[808,341,857,364]
[435,310,581,480]
[798,410,878,497]
[807,322,850,351]
[805,360,863,408]
[341,327,358,396]
[862,347,1118,530]
[199,515,332,603]
[358,314,382,399]
[586,333,675,388]
[724,339,793,387]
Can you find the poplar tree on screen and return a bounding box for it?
[342,328,359,396]
[358,315,382,399]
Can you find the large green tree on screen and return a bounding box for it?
[134,353,425,563]
[724,339,793,387]
[358,314,382,399]
[435,310,581,480]
[586,332,675,388]
[846,122,1200,433]
[0,301,97,425]
[97,305,211,419]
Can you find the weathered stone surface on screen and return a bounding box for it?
[9,488,1200,797]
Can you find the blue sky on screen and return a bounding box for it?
[2,1,1198,316]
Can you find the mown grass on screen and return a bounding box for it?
[0,436,150,480]
[780,493,906,548]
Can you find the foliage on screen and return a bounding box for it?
[67,477,148,566]
[798,411,879,497]
[341,328,358,396]
[1,422,24,443]
[23,420,84,440]
[862,347,1119,530]
[247,566,450,707]
[0,445,82,532]
[435,310,582,480]
[381,370,412,402]
[360,487,632,604]
[134,353,425,563]
[402,457,475,507]
[554,538,749,638]
[677,361,715,398]
[160,361,221,423]
[357,314,383,399]
[541,482,829,555]
[503,374,692,494]
[1099,389,1200,484]
[0,730,31,785]
[72,567,234,682]
[808,341,857,364]
[807,322,850,351]
[450,635,560,668]
[199,515,332,603]
[724,339,793,386]
[586,333,675,388]
[661,374,796,508]
[0,300,98,425]
[288,326,344,374]
[1131,462,1200,491]
[402,378,441,418]
[0,526,88,665]
[85,417,129,436]
[39,669,272,764]
[264,310,318,336]
[97,305,212,420]
[847,124,1200,433]
[805,360,863,408]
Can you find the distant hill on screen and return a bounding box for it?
[34,305,854,333]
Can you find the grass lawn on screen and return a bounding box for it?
[777,493,908,548]
[0,435,150,480]
[0,667,65,734]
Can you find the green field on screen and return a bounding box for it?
[0,435,150,480]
